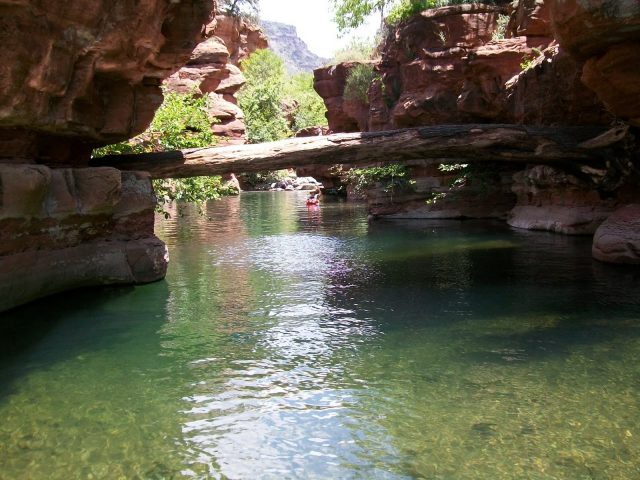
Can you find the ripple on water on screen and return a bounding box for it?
[1,194,640,479]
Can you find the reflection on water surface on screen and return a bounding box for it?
[1,192,640,479]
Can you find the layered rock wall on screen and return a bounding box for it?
[0,0,214,165]
[549,0,640,127]
[313,62,373,133]
[313,0,639,262]
[0,165,167,311]
[166,15,267,144]
[0,0,214,311]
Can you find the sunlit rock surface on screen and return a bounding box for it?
[313,62,372,132]
[0,165,167,311]
[166,14,268,144]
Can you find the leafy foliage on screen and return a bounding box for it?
[239,170,292,189]
[285,73,328,132]
[154,177,239,217]
[93,91,214,156]
[239,49,327,141]
[238,49,292,143]
[387,0,431,25]
[387,0,509,27]
[492,14,510,41]
[329,38,377,64]
[344,63,377,103]
[520,47,543,71]
[332,0,394,32]
[218,0,259,17]
[347,163,415,198]
[92,90,237,214]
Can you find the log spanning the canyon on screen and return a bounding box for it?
[91,124,629,178]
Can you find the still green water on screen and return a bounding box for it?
[1,192,640,479]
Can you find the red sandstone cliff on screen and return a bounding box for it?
[0,0,215,311]
[313,0,640,261]
[0,0,214,166]
[166,15,268,144]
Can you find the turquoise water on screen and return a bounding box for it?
[1,191,640,479]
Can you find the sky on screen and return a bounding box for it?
[259,0,380,59]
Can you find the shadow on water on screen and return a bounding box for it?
[348,218,640,362]
[0,281,170,403]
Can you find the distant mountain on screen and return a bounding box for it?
[260,21,328,74]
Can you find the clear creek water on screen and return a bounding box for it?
[1,192,640,479]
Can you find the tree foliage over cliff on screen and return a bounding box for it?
[218,0,259,17]
[92,91,237,211]
[238,49,291,143]
[333,0,394,32]
[238,49,327,143]
[335,0,509,30]
[286,73,329,132]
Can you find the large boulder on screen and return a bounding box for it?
[0,0,214,165]
[592,205,640,264]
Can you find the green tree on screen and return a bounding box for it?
[218,0,259,17]
[238,49,291,143]
[285,73,328,132]
[332,0,394,32]
[93,90,237,214]
[344,63,377,103]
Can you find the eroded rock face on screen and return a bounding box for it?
[509,0,551,38]
[0,165,167,311]
[366,161,517,219]
[370,4,505,130]
[458,37,550,121]
[549,0,640,126]
[508,165,618,235]
[166,14,267,144]
[313,62,372,132]
[593,205,640,264]
[0,0,214,165]
[502,44,611,125]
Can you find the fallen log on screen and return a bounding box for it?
[90,124,622,179]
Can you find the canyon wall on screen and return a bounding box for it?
[166,15,267,145]
[0,0,214,311]
[0,166,167,312]
[313,0,639,262]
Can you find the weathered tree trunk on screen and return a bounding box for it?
[90,124,628,179]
